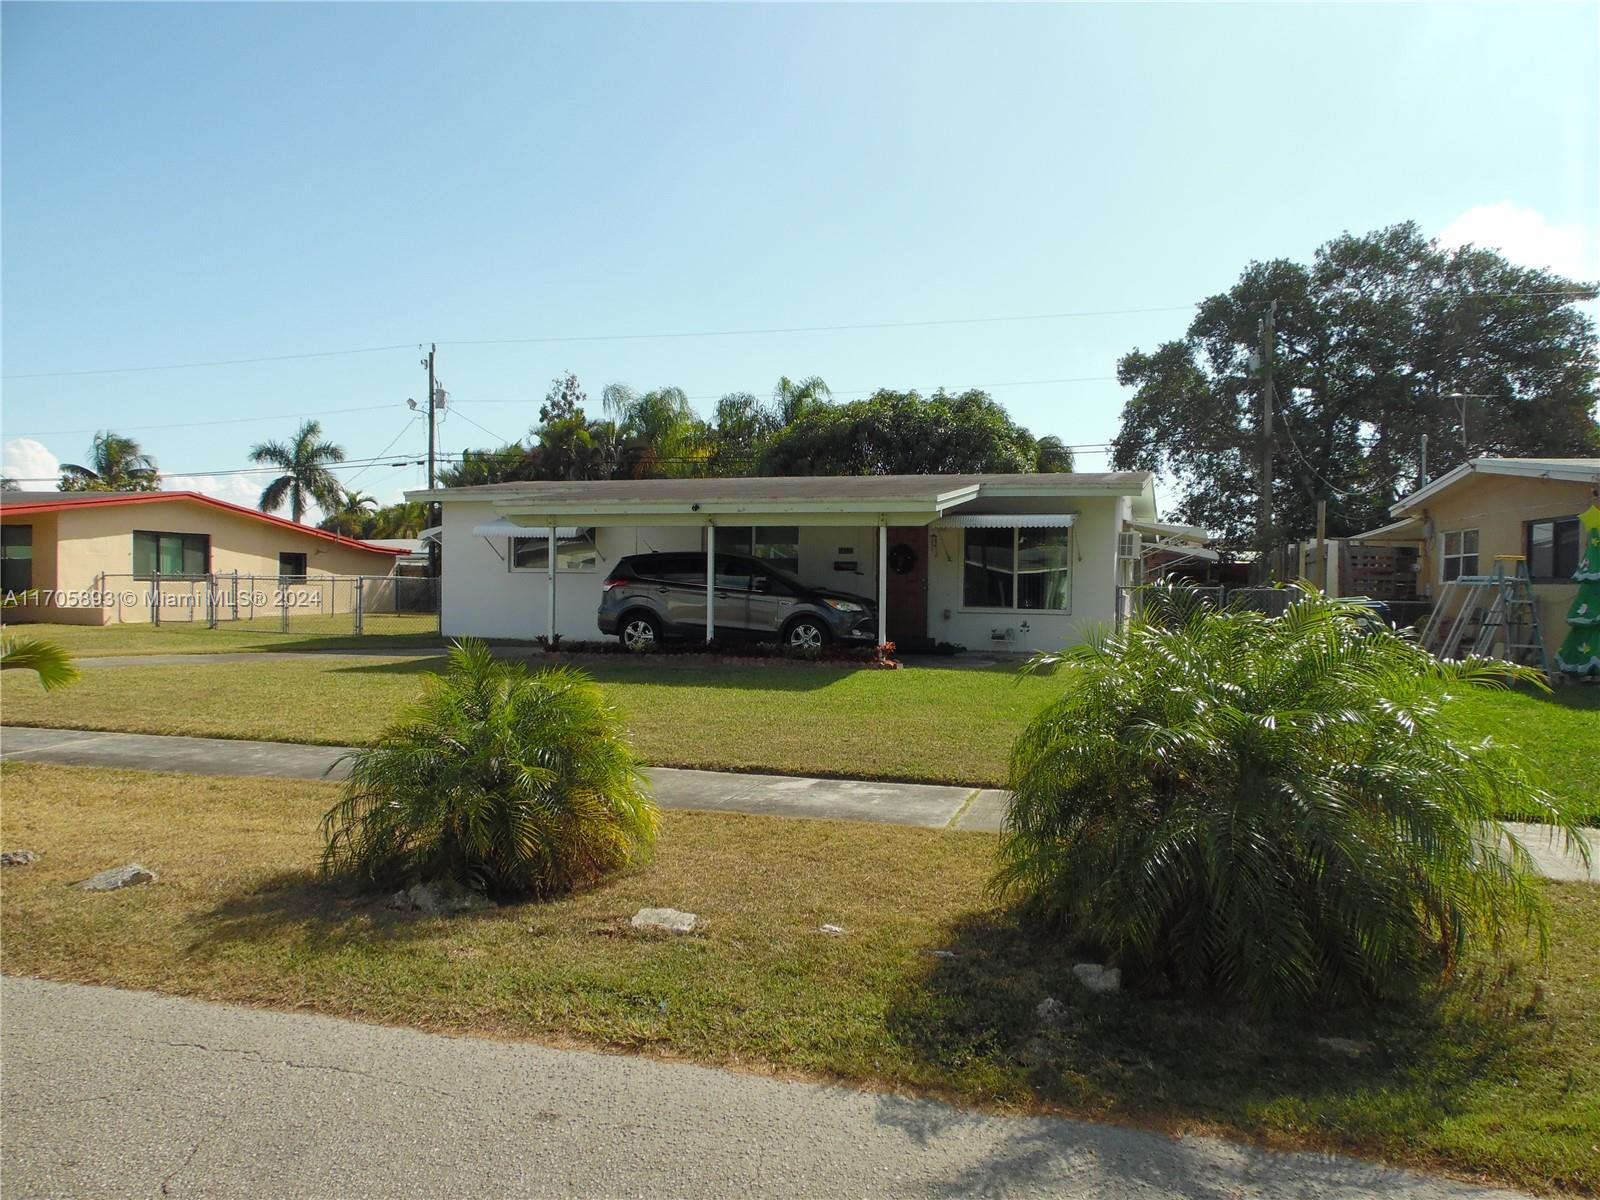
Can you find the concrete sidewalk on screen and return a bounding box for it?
[0,976,1528,1200]
[0,725,1009,832]
[2,727,1591,873]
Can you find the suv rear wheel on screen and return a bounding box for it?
[782,617,831,651]
[619,611,663,650]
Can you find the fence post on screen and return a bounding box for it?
[151,571,161,627]
[280,575,289,634]
[232,570,239,621]
[355,576,364,636]
[206,573,216,628]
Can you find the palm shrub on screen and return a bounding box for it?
[322,639,656,899]
[994,584,1586,1012]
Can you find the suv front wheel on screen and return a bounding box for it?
[782,617,831,651]
[619,612,663,651]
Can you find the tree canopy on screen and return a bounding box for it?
[249,419,346,523]
[440,373,1071,486]
[1111,222,1600,543]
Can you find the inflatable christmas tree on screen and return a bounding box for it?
[1555,503,1600,676]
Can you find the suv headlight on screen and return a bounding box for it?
[823,598,864,613]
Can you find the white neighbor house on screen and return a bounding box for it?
[411,472,1160,655]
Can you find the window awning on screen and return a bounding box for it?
[934,513,1076,529]
[471,517,584,538]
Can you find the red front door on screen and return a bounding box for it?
[884,526,929,644]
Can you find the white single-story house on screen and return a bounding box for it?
[410,472,1161,655]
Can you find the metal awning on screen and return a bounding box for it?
[471,517,584,538]
[934,513,1076,529]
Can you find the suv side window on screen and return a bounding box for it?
[637,553,706,586]
[752,565,796,596]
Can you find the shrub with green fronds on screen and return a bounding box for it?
[322,639,656,900]
[994,584,1587,1012]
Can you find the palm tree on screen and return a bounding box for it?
[369,501,430,538]
[773,376,832,426]
[0,593,77,690]
[1033,435,1075,473]
[249,420,346,523]
[321,640,657,900]
[319,490,378,538]
[995,583,1587,1012]
[58,432,160,492]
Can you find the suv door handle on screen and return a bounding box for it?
[714,590,733,599]
[654,586,670,594]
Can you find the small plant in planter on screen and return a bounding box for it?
[994,583,1587,1013]
[321,639,657,902]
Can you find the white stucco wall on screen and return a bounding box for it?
[924,495,1123,656]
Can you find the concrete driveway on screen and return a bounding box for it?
[1,976,1527,1200]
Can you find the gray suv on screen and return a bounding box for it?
[597,552,878,650]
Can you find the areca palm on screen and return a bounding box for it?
[249,420,346,523]
[773,375,832,426]
[320,491,377,538]
[0,592,78,690]
[321,640,657,899]
[59,432,159,492]
[996,584,1586,1012]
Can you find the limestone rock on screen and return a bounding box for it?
[1035,996,1067,1026]
[1071,962,1121,995]
[630,907,699,934]
[75,864,155,891]
[388,879,490,916]
[2,850,39,866]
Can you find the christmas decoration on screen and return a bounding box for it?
[1555,503,1600,676]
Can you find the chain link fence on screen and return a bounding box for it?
[91,573,439,636]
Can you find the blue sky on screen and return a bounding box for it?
[3,2,1596,514]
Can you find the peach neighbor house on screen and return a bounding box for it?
[0,490,405,625]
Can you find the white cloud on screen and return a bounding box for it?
[2,438,62,489]
[1437,202,1596,281]
[163,474,332,526]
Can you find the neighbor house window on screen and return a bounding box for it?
[1,524,33,594]
[132,530,209,579]
[719,526,800,574]
[962,527,1071,611]
[1526,517,1580,582]
[278,552,308,581]
[1440,529,1479,582]
[510,529,598,572]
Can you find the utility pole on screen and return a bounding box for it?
[424,343,440,580]
[1315,497,1328,592]
[1257,300,1277,581]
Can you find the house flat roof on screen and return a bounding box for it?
[1390,458,1600,516]
[410,472,1157,520]
[0,490,406,555]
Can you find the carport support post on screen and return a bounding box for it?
[877,519,888,649]
[546,526,557,646]
[705,521,716,643]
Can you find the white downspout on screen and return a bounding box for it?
[705,521,716,643]
[546,525,556,644]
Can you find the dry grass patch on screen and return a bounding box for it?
[1,762,1595,1193]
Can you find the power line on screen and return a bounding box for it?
[339,417,421,488]
[8,403,401,439]
[2,344,417,382]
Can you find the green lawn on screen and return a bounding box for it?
[0,616,448,657]
[1,762,1593,1194]
[3,653,1596,819]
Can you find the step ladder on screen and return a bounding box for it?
[1419,556,1553,673]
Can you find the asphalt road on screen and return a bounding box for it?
[1,976,1528,1200]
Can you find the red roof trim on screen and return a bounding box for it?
[0,491,407,555]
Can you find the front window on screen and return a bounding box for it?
[1441,529,1479,582]
[511,529,598,572]
[720,526,800,575]
[1,524,33,594]
[132,530,209,579]
[1527,517,1580,582]
[963,526,1071,611]
[278,552,308,581]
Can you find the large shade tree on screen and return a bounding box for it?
[249,419,346,523]
[1111,222,1600,544]
[759,388,1056,476]
[58,432,160,492]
